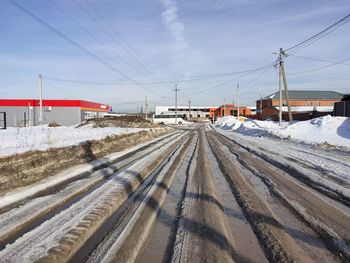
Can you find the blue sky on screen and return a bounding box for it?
[1,0,350,111]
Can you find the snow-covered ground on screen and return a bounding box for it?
[215,115,350,148]
[0,126,147,157]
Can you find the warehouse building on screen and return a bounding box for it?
[0,99,111,127]
[155,105,216,119]
[256,90,343,120]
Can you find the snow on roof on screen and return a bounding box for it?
[264,90,344,100]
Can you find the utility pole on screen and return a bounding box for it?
[237,84,240,120]
[188,98,191,120]
[145,96,148,120]
[38,74,43,126]
[173,84,180,125]
[279,48,293,123]
[278,53,282,126]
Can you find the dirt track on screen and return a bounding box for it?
[0,124,349,262]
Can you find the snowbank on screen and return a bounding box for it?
[215,115,350,148]
[0,126,147,157]
[215,116,244,130]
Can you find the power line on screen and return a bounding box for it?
[48,0,158,79]
[179,61,276,98]
[43,62,277,86]
[289,57,350,74]
[285,14,350,54]
[76,0,168,82]
[8,0,169,99]
[286,54,350,66]
[240,65,275,90]
[81,0,168,82]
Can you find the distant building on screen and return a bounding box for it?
[334,94,350,117]
[0,99,111,127]
[214,104,252,119]
[256,90,343,120]
[155,104,253,122]
[155,105,216,119]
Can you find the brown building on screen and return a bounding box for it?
[256,90,343,120]
[211,104,252,120]
[334,94,350,117]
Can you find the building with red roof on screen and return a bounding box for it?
[0,99,111,127]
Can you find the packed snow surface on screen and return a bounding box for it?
[215,115,350,148]
[0,125,147,156]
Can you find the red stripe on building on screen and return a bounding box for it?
[0,99,110,111]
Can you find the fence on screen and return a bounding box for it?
[0,112,6,129]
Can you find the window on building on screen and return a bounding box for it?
[206,114,210,117]
[222,110,224,116]
[307,101,312,106]
[316,101,320,106]
[243,110,246,115]
[233,110,237,116]
[44,106,53,112]
[230,110,233,115]
[282,102,287,106]
[84,111,97,120]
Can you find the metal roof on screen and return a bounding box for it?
[264,90,344,100]
[0,99,111,111]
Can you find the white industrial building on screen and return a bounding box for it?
[155,106,215,118]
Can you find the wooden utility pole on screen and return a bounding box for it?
[279,48,293,123]
[173,84,180,125]
[278,51,283,126]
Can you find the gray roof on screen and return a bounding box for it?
[265,90,344,100]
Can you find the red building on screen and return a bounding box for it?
[256,90,343,120]
[210,104,252,120]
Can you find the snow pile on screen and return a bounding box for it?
[215,116,244,130]
[215,115,350,148]
[0,126,147,157]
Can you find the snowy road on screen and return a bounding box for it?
[0,124,349,262]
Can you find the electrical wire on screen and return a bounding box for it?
[76,0,168,82]
[179,61,276,98]
[47,0,159,79]
[286,54,350,66]
[289,57,350,74]
[8,0,170,99]
[285,14,350,54]
[42,61,277,86]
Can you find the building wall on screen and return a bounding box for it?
[271,99,338,107]
[256,99,340,119]
[259,106,332,121]
[216,104,251,118]
[155,106,215,118]
[257,98,339,109]
[0,106,81,127]
[334,101,350,117]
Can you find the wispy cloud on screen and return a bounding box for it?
[159,0,187,51]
